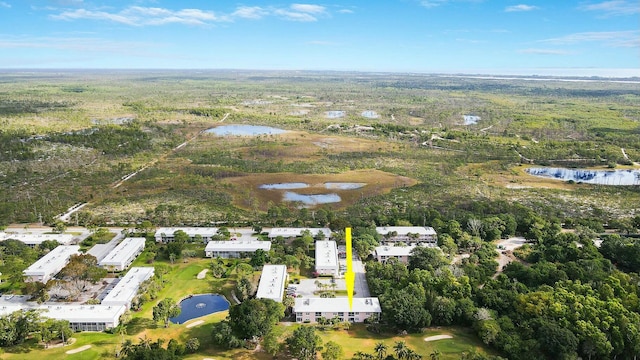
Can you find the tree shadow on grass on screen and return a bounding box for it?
[4,340,42,354]
[126,317,158,335]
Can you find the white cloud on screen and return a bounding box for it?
[420,0,449,8]
[505,4,539,12]
[0,1,11,8]
[518,48,571,55]
[51,4,332,25]
[273,4,328,21]
[274,9,318,21]
[51,6,225,26]
[541,30,640,47]
[579,0,639,16]
[232,6,268,19]
[338,9,354,14]
[290,4,326,13]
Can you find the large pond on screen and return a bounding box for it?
[206,125,286,136]
[169,294,230,324]
[259,183,309,190]
[283,192,341,205]
[324,182,366,190]
[526,167,640,185]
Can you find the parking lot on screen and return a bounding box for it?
[288,256,370,298]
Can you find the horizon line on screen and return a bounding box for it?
[0,68,639,80]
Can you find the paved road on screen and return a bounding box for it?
[352,258,370,298]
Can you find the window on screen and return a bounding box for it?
[315,312,322,316]
[348,312,355,317]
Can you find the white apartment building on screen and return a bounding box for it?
[155,227,219,243]
[268,228,331,240]
[294,297,381,323]
[0,295,127,332]
[101,267,155,308]
[99,237,146,271]
[376,226,437,245]
[0,232,74,247]
[205,240,271,258]
[315,240,339,277]
[256,265,288,302]
[23,245,81,283]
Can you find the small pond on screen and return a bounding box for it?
[324,182,366,190]
[169,294,230,324]
[206,125,286,136]
[283,192,341,205]
[259,183,309,190]
[325,111,346,119]
[463,115,481,125]
[526,167,640,185]
[361,110,380,119]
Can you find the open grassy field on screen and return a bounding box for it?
[2,71,639,226]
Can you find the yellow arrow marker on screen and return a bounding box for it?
[345,227,355,310]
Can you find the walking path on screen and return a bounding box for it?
[186,320,205,328]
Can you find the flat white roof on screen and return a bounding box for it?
[155,227,218,237]
[256,265,288,302]
[376,226,437,236]
[375,245,417,257]
[87,244,112,262]
[268,228,331,239]
[99,237,145,266]
[23,245,80,276]
[294,297,381,313]
[38,304,127,323]
[315,240,338,268]
[101,267,155,306]
[0,233,74,246]
[0,295,126,323]
[205,240,271,252]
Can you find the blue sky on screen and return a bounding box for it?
[0,0,638,76]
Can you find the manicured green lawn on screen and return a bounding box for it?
[315,325,497,360]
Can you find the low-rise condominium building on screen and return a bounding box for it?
[23,245,81,283]
[99,237,146,271]
[155,227,219,243]
[205,240,271,258]
[256,265,288,302]
[294,297,381,323]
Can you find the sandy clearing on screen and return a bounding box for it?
[65,345,92,354]
[186,320,205,328]
[424,335,453,342]
[196,269,209,279]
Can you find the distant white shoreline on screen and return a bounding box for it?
[0,68,638,82]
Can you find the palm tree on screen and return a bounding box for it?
[394,341,409,360]
[120,339,134,357]
[353,351,376,360]
[374,341,388,360]
[283,295,295,314]
[429,349,441,360]
[406,349,423,360]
